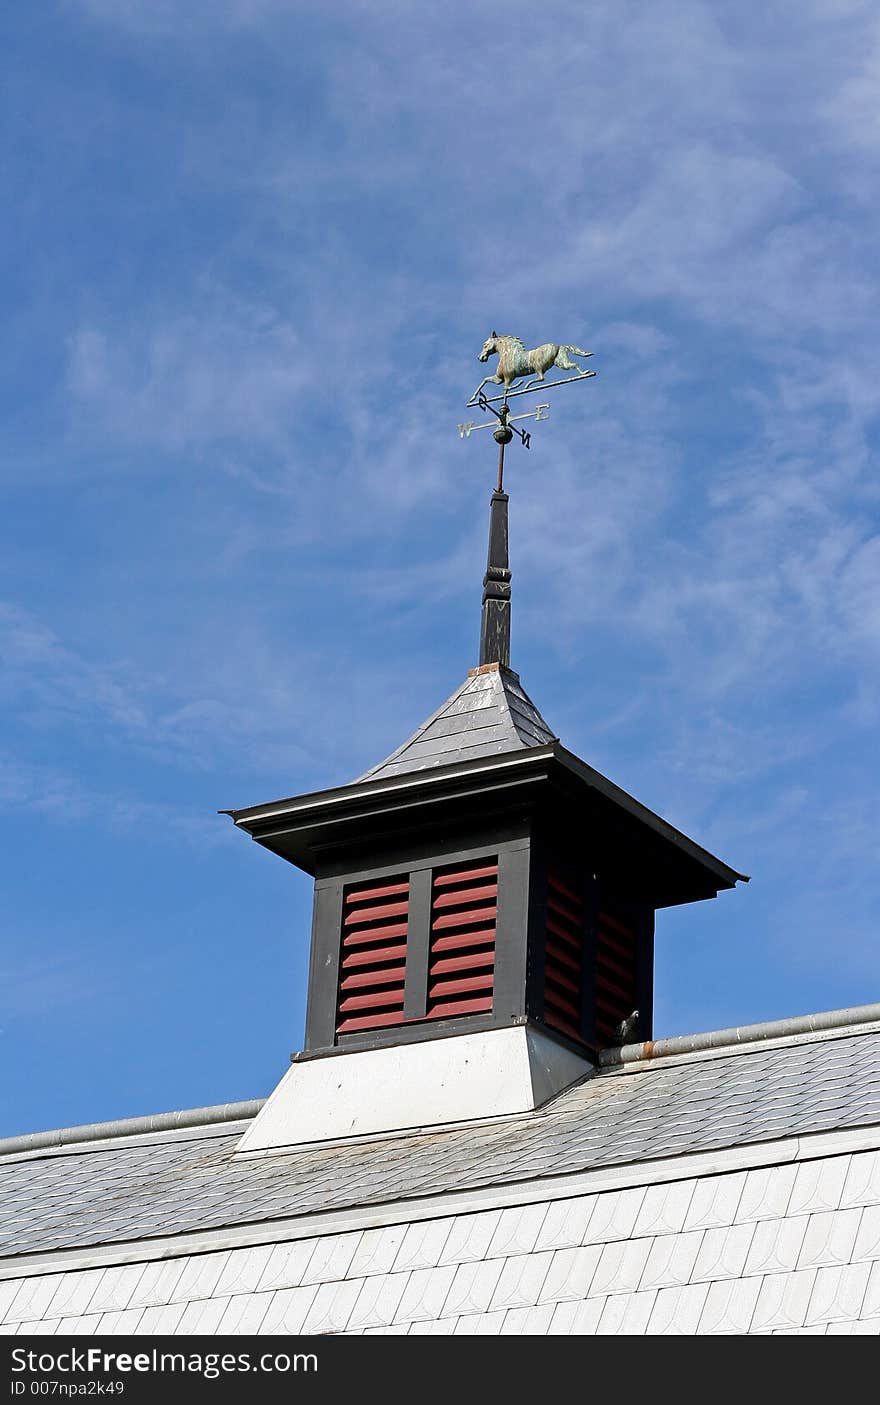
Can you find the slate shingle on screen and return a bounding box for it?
[356,667,555,781]
[2,1028,880,1260]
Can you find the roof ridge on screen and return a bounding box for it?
[599,1001,880,1070]
[498,667,557,747]
[0,1099,264,1159]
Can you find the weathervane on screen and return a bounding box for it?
[457,332,596,490]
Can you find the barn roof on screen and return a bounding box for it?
[3,1005,879,1263]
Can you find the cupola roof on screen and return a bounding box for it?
[356,662,556,783]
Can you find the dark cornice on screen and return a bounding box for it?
[223,743,748,899]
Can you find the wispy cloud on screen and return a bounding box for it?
[67,300,308,454]
[0,749,228,846]
[0,596,458,794]
[0,602,154,731]
[5,0,880,1097]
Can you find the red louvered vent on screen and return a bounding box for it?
[543,870,586,1044]
[595,906,637,1046]
[427,859,497,1020]
[335,877,409,1035]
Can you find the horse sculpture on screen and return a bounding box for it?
[474,332,592,399]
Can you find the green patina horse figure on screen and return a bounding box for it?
[474,332,592,398]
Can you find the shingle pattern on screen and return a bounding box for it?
[3,1028,880,1260]
[356,667,556,781]
[2,1148,880,1335]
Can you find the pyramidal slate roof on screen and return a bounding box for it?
[357,664,557,783]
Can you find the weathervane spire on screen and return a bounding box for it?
[479,485,511,668]
[460,327,597,670]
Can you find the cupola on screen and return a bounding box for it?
[227,415,746,1153]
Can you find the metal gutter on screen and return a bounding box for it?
[600,1002,880,1068]
[0,1100,265,1158]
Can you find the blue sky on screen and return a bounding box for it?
[2,1,879,1137]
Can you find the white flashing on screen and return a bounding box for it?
[236,1026,592,1155]
[3,1120,879,1283]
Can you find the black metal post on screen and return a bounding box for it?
[479,488,511,668]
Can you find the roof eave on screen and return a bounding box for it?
[224,741,747,892]
[224,744,558,833]
[552,744,749,891]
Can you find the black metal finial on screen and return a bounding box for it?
[479,487,511,668]
[493,405,513,491]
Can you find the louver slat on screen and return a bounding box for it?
[545,939,579,974]
[336,875,410,1035]
[596,930,633,964]
[426,996,493,1020]
[431,906,498,931]
[344,899,408,926]
[434,864,498,887]
[431,949,496,976]
[433,883,499,909]
[340,965,407,990]
[345,880,409,903]
[427,859,497,1019]
[545,986,580,1020]
[547,914,581,947]
[432,930,497,954]
[342,922,408,948]
[429,974,494,999]
[543,869,585,1045]
[341,941,408,969]
[597,950,633,984]
[595,907,637,1046]
[596,971,632,1003]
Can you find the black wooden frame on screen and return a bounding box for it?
[302,806,656,1059]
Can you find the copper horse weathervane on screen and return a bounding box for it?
[458,330,596,488]
[474,332,593,398]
